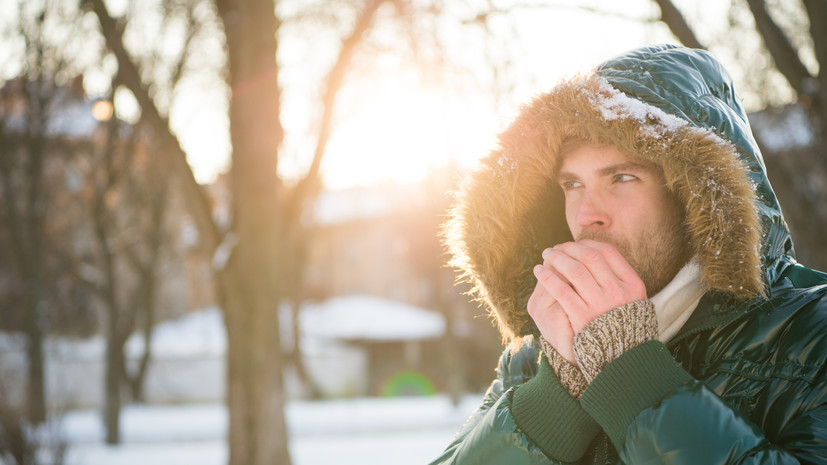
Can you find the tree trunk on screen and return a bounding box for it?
[124,183,166,404]
[214,1,291,464]
[24,297,46,424]
[88,0,386,461]
[745,0,812,97]
[288,300,321,399]
[803,0,827,146]
[125,298,155,404]
[219,269,290,465]
[0,139,47,425]
[104,325,124,444]
[651,0,703,49]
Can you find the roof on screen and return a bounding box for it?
[299,294,445,342]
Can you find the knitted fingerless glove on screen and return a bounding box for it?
[573,300,658,383]
[539,336,588,399]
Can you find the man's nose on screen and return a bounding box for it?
[575,191,611,228]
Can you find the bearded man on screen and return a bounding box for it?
[431,44,827,464]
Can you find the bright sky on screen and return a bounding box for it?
[188,0,726,188]
[105,0,736,190]
[293,1,672,190]
[180,0,674,188]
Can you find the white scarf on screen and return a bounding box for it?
[650,259,706,343]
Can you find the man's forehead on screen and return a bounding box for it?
[558,144,656,175]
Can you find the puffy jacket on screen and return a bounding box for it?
[432,44,827,464]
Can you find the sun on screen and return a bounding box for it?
[320,85,500,190]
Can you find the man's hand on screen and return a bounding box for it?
[527,270,576,364]
[528,240,647,362]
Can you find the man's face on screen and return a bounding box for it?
[557,145,691,296]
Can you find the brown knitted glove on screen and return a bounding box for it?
[573,300,658,383]
[539,336,588,399]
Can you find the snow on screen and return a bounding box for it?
[56,394,481,465]
[124,294,445,356]
[0,295,447,407]
[300,295,445,341]
[124,306,226,358]
[593,77,688,137]
[4,295,463,463]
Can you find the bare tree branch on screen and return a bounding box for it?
[651,0,704,49]
[84,0,221,254]
[804,0,827,80]
[746,0,813,97]
[469,1,657,25]
[289,0,390,217]
[803,0,827,133]
[168,5,201,89]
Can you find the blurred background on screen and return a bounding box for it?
[0,0,825,464]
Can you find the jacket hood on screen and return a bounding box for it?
[445,44,794,343]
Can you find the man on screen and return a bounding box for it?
[432,44,827,464]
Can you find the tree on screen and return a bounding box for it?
[84,0,536,460]
[652,0,827,270]
[61,107,174,444]
[0,0,85,425]
[84,0,394,462]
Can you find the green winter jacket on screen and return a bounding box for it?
[433,44,827,464]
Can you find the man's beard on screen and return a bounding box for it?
[577,217,692,297]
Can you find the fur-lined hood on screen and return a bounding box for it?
[445,44,794,343]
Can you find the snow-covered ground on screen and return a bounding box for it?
[0,298,475,463]
[57,393,479,465]
[0,296,450,408]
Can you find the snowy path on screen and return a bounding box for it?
[59,394,480,465]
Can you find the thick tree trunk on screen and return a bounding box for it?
[214,1,290,464]
[219,268,289,465]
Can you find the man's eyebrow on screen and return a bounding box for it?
[556,161,654,183]
[597,161,654,176]
[595,161,657,178]
[556,170,578,183]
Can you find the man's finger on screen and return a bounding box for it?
[527,269,557,318]
[541,247,602,301]
[577,239,642,286]
[548,242,619,291]
[534,262,586,318]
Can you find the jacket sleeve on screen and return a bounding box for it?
[429,342,601,464]
[580,339,827,464]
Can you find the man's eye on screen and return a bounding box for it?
[560,181,581,190]
[614,174,637,183]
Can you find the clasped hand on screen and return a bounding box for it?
[527,239,647,365]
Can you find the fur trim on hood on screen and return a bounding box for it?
[444,68,764,344]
